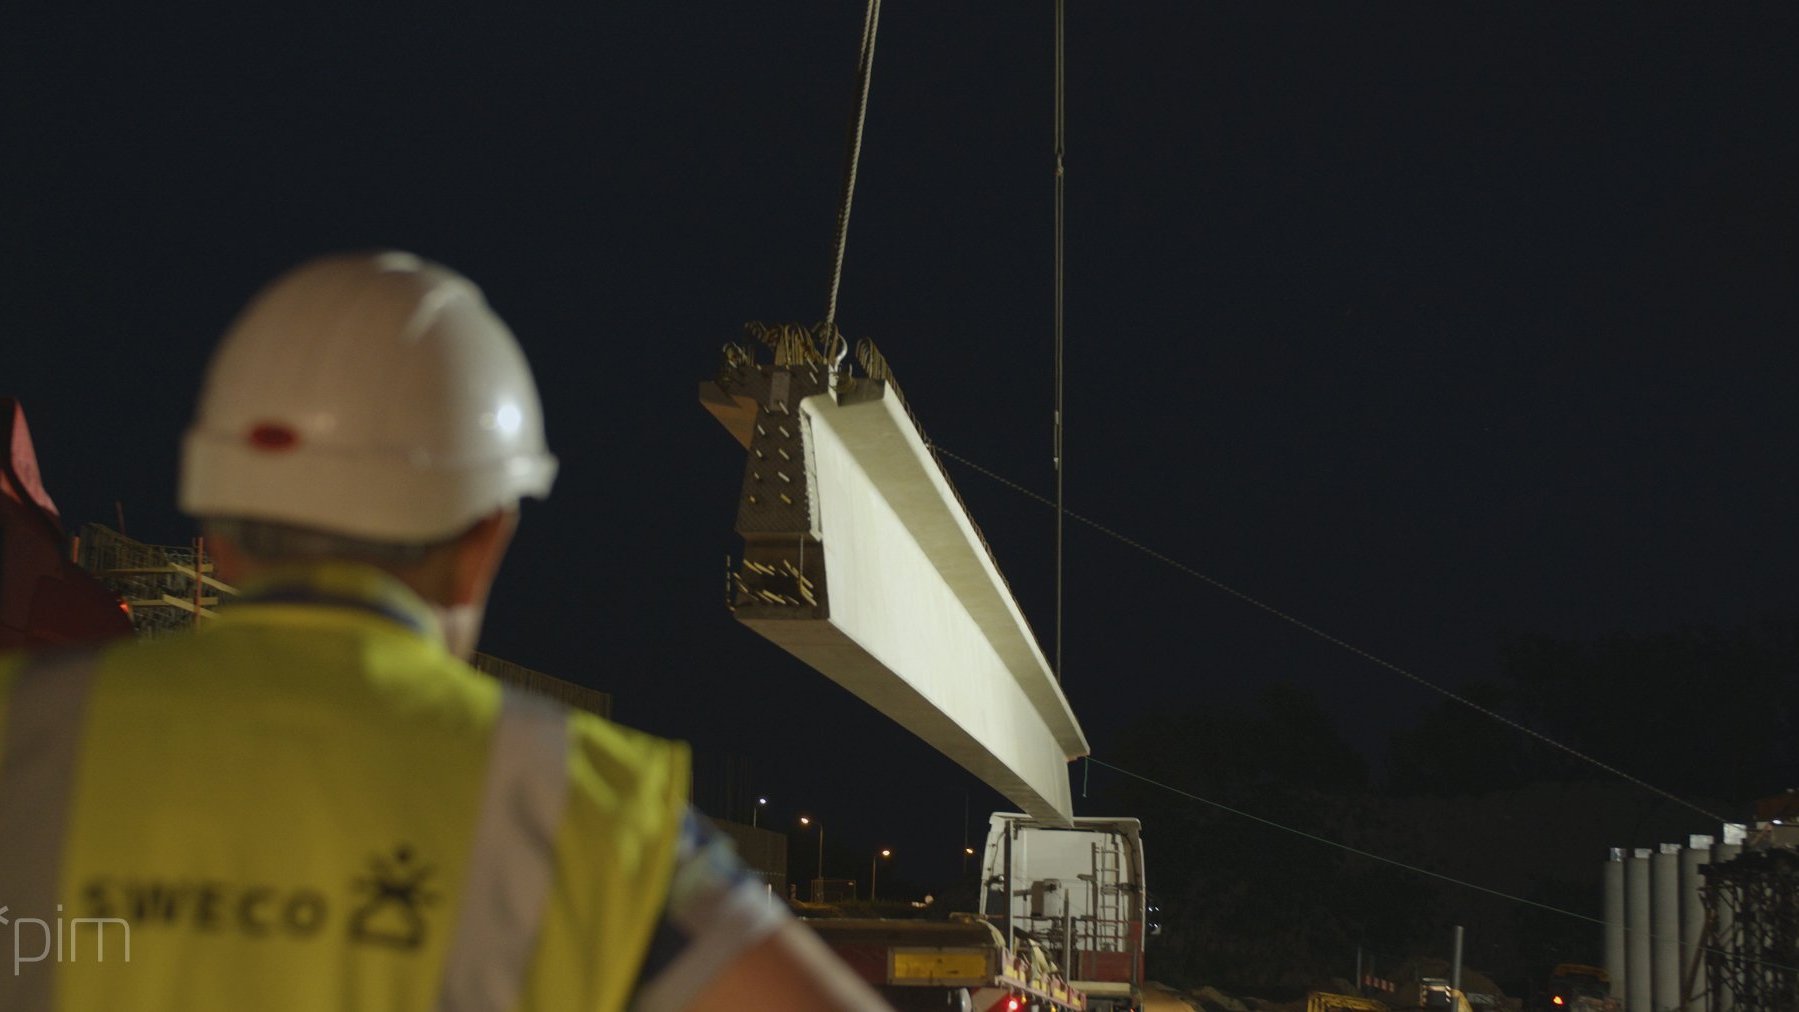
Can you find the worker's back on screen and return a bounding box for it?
[0,251,892,1011]
[0,563,687,1011]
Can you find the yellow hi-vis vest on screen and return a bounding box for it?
[0,563,687,1012]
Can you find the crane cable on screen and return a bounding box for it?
[824,0,882,329]
[1053,0,1067,682]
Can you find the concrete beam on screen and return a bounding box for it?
[706,359,1087,825]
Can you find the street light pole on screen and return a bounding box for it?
[753,796,767,828]
[871,849,891,902]
[799,816,823,898]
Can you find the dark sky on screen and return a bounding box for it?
[6,6,1796,890]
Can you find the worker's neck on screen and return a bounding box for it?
[212,544,462,609]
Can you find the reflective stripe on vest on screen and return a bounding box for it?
[436,685,572,1012]
[0,649,103,1012]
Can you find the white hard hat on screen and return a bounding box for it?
[180,251,558,543]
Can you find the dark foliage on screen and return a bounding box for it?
[1501,619,1799,802]
[1110,619,1797,995]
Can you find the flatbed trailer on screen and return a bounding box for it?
[810,914,1086,1012]
[809,813,1147,1012]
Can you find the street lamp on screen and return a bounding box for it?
[752,796,768,828]
[871,849,892,902]
[799,816,823,896]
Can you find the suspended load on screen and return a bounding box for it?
[701,325,1087,825]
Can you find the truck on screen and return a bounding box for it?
[1306,993,1389,1012]
[808,812,1147,1012]
[1419,977,1473,1012]
[1542,964,1618,1011]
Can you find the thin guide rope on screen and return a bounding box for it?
[931,444,1728,827]
[1085,756,1798,975]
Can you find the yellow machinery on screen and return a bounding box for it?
[1306,993,1389,1012]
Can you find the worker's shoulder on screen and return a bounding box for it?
[559,706,689,820]
[85,624,505,743]
[562,706,687,778]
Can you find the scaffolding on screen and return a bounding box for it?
[74,523,613,719]
[75,523,232,637]
[1702,847,1799,1009]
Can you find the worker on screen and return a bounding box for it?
[0,252,888,1011]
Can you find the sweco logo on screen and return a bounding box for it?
[0,904,131,975]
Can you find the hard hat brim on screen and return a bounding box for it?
[180,428,557,544]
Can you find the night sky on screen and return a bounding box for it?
[7,6,1796,894]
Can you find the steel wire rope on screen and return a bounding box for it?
[1052,0,1067,683]
[1083,755,1799,975]
[824,0,881,328]
[928,443,1729,827]
[1086,757,1604,922]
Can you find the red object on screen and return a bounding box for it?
[0,398,134,649]
[248,422,299,450]
[1078,948,1143,988]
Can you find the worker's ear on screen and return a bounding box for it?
[448,510,518,607]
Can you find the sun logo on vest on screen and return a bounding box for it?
[349,845,438,950]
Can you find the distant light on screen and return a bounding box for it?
[964,847,975,855]
[880,849,892,858]
[757,797,768,805]
[1552,997,1564,1007]
[799,816,811,826]
[1007,999,1019,1011]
